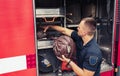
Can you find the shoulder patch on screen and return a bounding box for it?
[89,56,98,66]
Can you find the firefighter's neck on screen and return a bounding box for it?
[82,35,94,46]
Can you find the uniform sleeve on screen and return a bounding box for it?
[71,31,83,50]
[83,53,102,71]
[71,31,81,42]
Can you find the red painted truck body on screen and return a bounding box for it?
[0,0,119,76]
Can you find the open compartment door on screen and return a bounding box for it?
[0,0,37,76]
[115,0,120,76]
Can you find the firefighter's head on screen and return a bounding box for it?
[77,17,96,37]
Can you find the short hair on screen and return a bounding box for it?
[82,17,96,35]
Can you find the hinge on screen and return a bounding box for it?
[115,67,118,72]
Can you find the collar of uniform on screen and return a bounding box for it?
[83,38,96,48]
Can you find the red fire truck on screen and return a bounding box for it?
[0,0,119,76]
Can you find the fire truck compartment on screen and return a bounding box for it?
[35,0,115,75]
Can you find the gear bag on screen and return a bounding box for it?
[38,48,61,73]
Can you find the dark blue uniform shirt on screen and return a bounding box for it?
[71,31,102,76]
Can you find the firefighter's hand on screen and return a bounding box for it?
[43,26,50,32]
[39,25,49,32]
[57,55,70,63]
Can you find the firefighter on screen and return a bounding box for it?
[44,17,102,76]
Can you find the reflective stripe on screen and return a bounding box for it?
[0,55,27,74]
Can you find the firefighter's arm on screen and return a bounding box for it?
[58,55,95,76]
[69,61,95,76]
[44,25,74,37]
